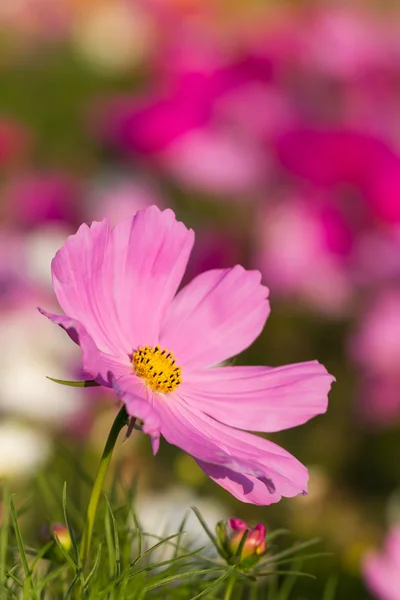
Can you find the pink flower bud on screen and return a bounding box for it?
[216,517,267,568]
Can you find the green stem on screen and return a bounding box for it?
[224,571,237,600]
[80,405,128,567]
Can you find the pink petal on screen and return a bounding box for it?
[110,206,194,347]
[182,361,334,432]
[160,266,269,369]
[152,394,308,505]
[50,206,194,357]
[228,518,249,530]
[363,553,399,600]
[196,461,304,505]
[111,375,161,454]
[51,218,130,357]
[38,308,130,385]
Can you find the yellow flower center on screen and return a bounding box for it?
[132,345,182,393]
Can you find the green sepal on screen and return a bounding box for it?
[47,376,100,387]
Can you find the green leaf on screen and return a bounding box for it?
[191,506,218,547]
[189,566,236,600]
[104,495,121,577]
[84,543,102,589]
[142,567,226,592]
[46,376,100,387]
[0,483,10,582]
[9,496,30,578]
[322,576,338,600]
[62,483,86,594]
[174,511,190,559]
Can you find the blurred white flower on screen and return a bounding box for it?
[0,307,82,424]
[0,421,50,478]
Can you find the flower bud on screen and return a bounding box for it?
[40,522,72,558]
[51,523,72,551]
[216,518,267,568]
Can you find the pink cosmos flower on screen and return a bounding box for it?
[363,526,400,600]
[40,206,334,505]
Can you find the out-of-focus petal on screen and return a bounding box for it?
[160,266,269,369]
[182,361,334,432]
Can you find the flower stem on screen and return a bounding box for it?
[224,571,237,600]
[80,405,128,567]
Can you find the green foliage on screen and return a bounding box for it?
[0,482,335,599]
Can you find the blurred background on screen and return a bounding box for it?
[1,0,400,597]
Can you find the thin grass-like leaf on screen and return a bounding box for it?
[47,376,100,387]
[5,566,23,588]
[259,538,320,568]
[143,567,226,592]
[322,576,338,600]
[191,507,218,547]
[63,574,79,600]
[0,483,10,582]
[266,530,291,543]
[189,566,236,600]
[105,509,115,578]
[257,569,316,580]
[37,564,66,592]
[131,532,181,566]
[174,511,190,559]
[62,483,86,595]
[9,496,36,599]
[30,542,54,571]
[84,543,102,589]
[105,495,121,577]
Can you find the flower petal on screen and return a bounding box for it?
[111,375,161,454]
[50,207,194,358]
[152,394,308,505]
[182,361,334,432]
[160,266,270,369]
[38,308,130,386]
[110,206,194,347]
[51,218,130,357]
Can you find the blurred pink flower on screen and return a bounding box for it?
[84,174,164,225]
[363,526,400,600]
[162,126,267,195]
[255,195,353,315]
[350,290,400,426]
[40,205,334,505]
[351,290,400,374]
[2,172,80,228]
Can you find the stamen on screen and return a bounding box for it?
[132,345,182,393]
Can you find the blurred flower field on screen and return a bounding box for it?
[1,0,400,598]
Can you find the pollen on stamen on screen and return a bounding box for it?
[132,344,182,393]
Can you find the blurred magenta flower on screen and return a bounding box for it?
[40,206,334,505]
[363,526,400,600]
[276,128,400,224]
[216,517,266,567]
[2,172,80,228]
